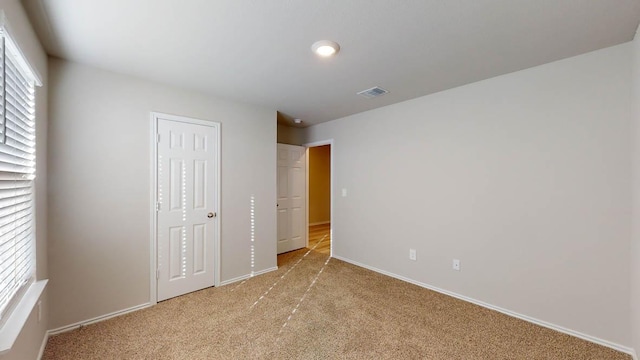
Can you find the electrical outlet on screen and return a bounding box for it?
[409,249,417,261]
[453,259,460,271]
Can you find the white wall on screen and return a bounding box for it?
[306,43,633,347]
[47,58,276,329]
[0,1,48,359]
[631,26,640,359]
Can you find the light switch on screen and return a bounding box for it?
[453,259,460,271]
[341,188,347,197]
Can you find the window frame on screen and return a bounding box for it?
[0,12,45,355]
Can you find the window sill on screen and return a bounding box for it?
[0,279,48,355]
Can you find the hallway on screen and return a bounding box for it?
[308,223,330,255]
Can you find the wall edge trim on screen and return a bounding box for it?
[37,330,49,360]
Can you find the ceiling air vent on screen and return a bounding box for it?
[357,86,389,99]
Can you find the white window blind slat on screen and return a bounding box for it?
[0,208,31,229]
[3,90,30,109]
[0,205,30,225]
[0,203,30,219]
[0,285,15,304]
[14,245,30,268]
[0,152,33,167]
[0,240,28,266]
[0,281,17,302]
[0,143,34,162]
[0,31,37,323]
[0,264,11,282]
[5,111,34,136]
[2,81,28,103]
[3,70,32,96]
[5,61,32,92]
[5,102,34,128]
[5,95,34,117]
[5,114,34,139]
[4,80,33,108]
[0,187,30,201]
[5,128,34,148]
[4,117,33,142]
[0,161,32,174]
[5,111,33,132]
[0,173,33,182]
[0,206,31,226]
[0,186,31,200]
[5,59,31,88]
[0,198,31,215]
[0,193,29,207]
[0,38,3,141]
[3,138,33,157]
[0,172,33,181]
[0,216,31,241]
[0,180,30,190]
[0,243,15,262]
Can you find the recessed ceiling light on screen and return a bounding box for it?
[294,118,303,124]
[311,40,340,57]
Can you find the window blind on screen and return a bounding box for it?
[0,32,37,321]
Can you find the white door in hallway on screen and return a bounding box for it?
[156,114,219,301]
[277,144,306,254]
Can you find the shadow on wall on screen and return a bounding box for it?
[277,116,305,145]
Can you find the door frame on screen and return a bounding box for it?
[304,139,334,257]
[149,112,221,305]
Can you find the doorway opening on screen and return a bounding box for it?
[306,142,332,256]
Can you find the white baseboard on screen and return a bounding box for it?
[332,255,635,357]
[219,266,278,286]
[47,302,152,336]
[309,221,330,226]
[631,349,638,360]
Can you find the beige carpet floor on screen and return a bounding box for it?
[43,248,630,359]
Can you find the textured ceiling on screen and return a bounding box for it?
[22,0,640,127]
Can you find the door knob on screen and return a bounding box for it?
[208,212,216,218]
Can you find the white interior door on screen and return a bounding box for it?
[277,144,306,254]
[156,115,219,301]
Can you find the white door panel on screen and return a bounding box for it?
[157,117,218,301]
[277,144,306,254]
